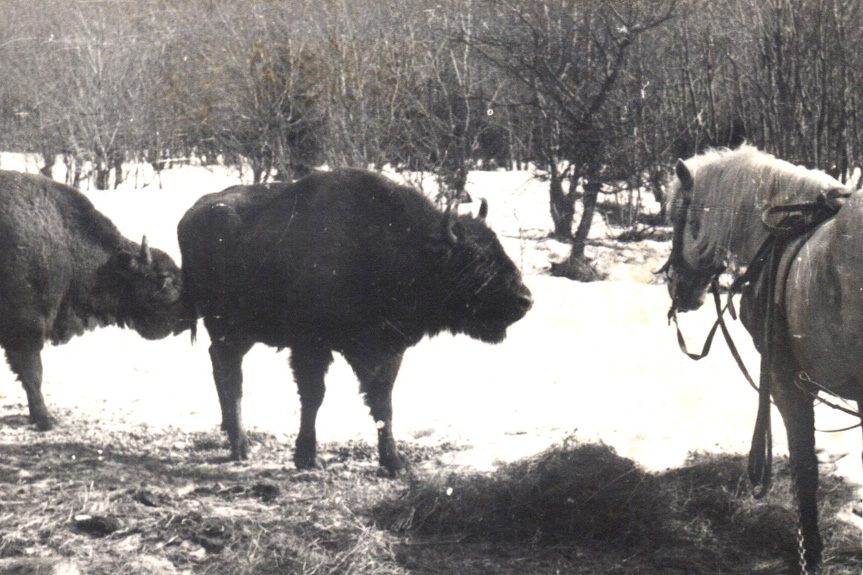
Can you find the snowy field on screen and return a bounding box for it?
[0,153,860,489]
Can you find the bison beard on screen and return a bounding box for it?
[0,170,184,430]
[178,168,533,475]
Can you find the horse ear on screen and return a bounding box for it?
[140,235,153,267]
[675,159,694,197]
[478,198,488,221]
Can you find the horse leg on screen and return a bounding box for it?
[208,334,253,461]
[771,365,822,569]
[289,346,333,470]
[346,352,405,477]
[5,344,52,430]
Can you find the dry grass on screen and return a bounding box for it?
[0,406,859,574]
[0,407,414,575]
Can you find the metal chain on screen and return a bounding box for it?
[791,475,809,575]
[796,524,808,575]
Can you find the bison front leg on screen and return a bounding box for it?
[208,336,253,461]
[289,347,333,470]
[347,352,405,477]
[5,346,52,430]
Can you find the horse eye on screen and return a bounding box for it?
[688,216,700,238]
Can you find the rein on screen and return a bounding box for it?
[666,276,772,494]
[666,280,758,392]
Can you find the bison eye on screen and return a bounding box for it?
[156,273,173,290]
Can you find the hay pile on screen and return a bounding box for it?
[382,441,660,546]
[377,439,862,574]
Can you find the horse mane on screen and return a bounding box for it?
[667,144,848,267]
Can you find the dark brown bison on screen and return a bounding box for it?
[178,168,532,475]
[0,170,184,430]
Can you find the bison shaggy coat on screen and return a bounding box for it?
[178,168,532,474]
[0,170,184,430]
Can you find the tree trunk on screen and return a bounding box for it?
[548,162,575,238]
[571,179,599,259]
[551,176,602,281]
[94,158,111,190]
[111,149,125,189]
[39,147,56,178]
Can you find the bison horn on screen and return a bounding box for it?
[140,235,153,266]
[478,198,488,221]
[442,203,458,245]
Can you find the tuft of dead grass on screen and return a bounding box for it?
[377,441,660,547]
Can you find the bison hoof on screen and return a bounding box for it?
[380,457,407,478]
[294,434,318,470]
[293,452,320,470]
[229,438,250,461]
[31,416,55,431]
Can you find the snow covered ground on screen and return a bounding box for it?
[0,154,859,489]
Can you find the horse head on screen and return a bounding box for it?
[659,159,727,313]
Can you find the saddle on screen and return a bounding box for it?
[734,188,850,353]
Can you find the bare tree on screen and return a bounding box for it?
[469,0,675,278]
[2,0,862,207]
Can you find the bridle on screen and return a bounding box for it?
[656,191,732,357]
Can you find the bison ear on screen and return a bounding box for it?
[115,250,134,269]
[140,235,153,267]
[675,159,694,199]
[477,198,488,221]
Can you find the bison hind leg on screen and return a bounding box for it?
[4,345,52,430]
[290,346,333,470]
[208,334,254,461]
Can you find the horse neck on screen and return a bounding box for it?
[689,190,762,275]
[727,203,771,271]
[712,164,835,273]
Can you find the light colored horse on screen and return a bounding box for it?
[665,144,862,570]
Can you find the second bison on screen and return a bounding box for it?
[178,168,532,474]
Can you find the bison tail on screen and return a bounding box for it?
[178,266,199,345]
[188,319,198,345]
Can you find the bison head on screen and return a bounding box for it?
[104,237,185,340]
[438,200,533,344]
